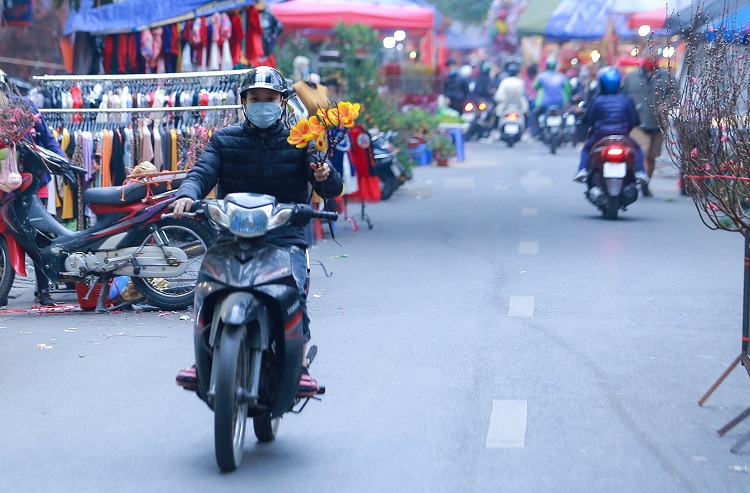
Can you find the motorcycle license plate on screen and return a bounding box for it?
[603,162,627,178]
[546,115,563,126]
[504,123,520,135]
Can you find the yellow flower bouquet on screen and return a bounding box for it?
[287,101,361,166]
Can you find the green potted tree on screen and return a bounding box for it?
[428,132,456,166]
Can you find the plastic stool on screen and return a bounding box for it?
[420,144,433,165]
[444,128,465,162]
[406,144,431,165]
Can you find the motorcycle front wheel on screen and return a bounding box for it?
[0,236,15,305]
[214,326,249,472]
[130,218,216,310]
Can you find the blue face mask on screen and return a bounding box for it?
[245,102,283,128]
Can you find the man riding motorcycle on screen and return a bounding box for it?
[532,56,571,132]
[171,66,343,397]
[572,67,648,184]
[494,62,529,124]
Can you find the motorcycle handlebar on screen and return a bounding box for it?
[312,210,339,222]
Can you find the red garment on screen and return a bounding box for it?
[117,33,128,74]
[170,25,180,55]
[127,33,138,73]
[248,53,277,69]
[103,36,114,74]
[245,6,264,63]
[346,126,381,202]
[200,17,210,68]
[70,85,83,124]
[229,12,244,64]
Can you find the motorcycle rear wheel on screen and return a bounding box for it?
[130,218,216,310]
[253,413,280,442]
[0,236,15,306]
[603,199,619,220]
[214,326,249,472]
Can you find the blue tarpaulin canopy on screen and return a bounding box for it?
[708,6,750,43]
[64,0,256,35]
[545,0,629,40]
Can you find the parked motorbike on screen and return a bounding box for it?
[0,141,215,310]
[170,193,338,471]
[369,129,410,200]
[538,106,565,154]
[497,105,525,147]
[584,135,639,220]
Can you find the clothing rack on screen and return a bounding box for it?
[38,105,242,113]
[32,69,250,82]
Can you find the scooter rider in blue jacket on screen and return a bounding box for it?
[573,67,648,184]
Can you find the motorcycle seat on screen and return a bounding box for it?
[84,177,185,205]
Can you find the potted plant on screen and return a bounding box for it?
[428,132,455,166]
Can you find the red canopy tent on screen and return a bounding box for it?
[269,0,437,63]
[269,0,434,33]
[628,7,668,30]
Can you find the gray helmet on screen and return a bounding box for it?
[238,66,288,99]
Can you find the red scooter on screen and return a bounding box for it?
[0,141,215,310]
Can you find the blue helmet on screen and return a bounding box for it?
[598,67,621,95]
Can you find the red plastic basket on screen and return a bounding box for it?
[75,281,109,311]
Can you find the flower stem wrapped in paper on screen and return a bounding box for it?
[286,101,361,167]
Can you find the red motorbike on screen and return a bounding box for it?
[0,141,215,310]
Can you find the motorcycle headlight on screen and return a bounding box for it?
[226,202,271,238]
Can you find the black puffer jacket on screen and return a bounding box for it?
[176,119,343,247]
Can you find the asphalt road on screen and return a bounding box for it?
[1,139,749,493]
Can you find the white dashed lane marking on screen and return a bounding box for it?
[518,241,539,254]
[508,296,534,317]
[486,400,528,448]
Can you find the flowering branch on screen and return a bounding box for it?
[0,95,37,146]
[286,101,361,166]
[658,1,750,233]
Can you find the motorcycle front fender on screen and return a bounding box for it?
[209,292,270,349]
[2,233,26,277]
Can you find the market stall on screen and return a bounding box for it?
[61,0,283,75]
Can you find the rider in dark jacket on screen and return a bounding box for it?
[443,59,470,113]
[172,66,343,397]
[573,67,647,184]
